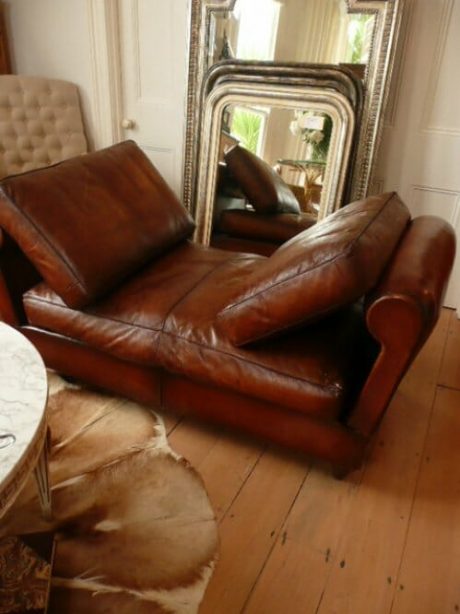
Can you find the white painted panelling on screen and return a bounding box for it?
[118,0,190,196]
[424,0,460,135]
[410,186,459,223]
[370,178,384,196]
[87,0,123,149]
[409,188,460,312]
[136,0,174,101]
[384,1,415,128]
[377,0,460,313]
[143,147,176,189]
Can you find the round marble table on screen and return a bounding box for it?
[0,323,50,518]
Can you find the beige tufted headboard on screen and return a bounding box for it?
[0,75,88,179]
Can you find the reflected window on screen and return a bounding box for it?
[234,0,281,61]
[346,14,374,64]
[211,2,376,69]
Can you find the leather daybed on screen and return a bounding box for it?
[0,141,455,475]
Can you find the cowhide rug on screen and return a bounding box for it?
[0,373,218,613]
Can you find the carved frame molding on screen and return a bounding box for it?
[183,0,404,213]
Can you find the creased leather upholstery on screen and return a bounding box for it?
[0,141,195,309]
[23,241,364,419]
[0,75,87,179]
[225,145,300,214]
[24,243,237,365]
[218,193,411,346]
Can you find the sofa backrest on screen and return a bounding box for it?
[225,145,301,214]
[0,141,195,308]
[218,193,411,346]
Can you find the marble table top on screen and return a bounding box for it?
[0,323,48,516]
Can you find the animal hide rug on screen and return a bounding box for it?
[0,373,219,613]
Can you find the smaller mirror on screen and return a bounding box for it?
[215,104,333,218]
[211,104,333,251]
[194,78,356,245]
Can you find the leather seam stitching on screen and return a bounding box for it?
[159,257,245,334]
[23,295,342,395]
[22,255,253,332]
[160,329,343,395]
[156,257,239,361]
[220,192,398,315]
[23,295,162,333]
[0,188,86,295]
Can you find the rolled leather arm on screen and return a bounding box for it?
[0,228,41,325]
[348,216,456,436]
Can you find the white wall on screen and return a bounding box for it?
[375,0,460,311]
[5,0,97,148]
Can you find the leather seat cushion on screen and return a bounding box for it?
[24,242,363,420]
[23,242,239,365]
[218,209,317,243]
[225,145,300,214]
[0,141,195,309]
[218,193,411,346]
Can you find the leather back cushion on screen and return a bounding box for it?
[218,193,411,346]
[0,140,195,308]
[0,75,88,179]
[224,145,300,214]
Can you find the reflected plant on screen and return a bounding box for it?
[230,108,262,154]
[347,14,374,64]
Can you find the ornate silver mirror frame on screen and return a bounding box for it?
[183,0,404,214]
[194,79,355,244]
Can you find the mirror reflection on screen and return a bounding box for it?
[211,103,335,254]
[186,0,403,230]
[210,0,375,76]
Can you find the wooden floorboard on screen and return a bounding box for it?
[314,309,450,614]
[439,309,460,389]
[168,419,263,520]
[166,308,459,614]
[244,309,450,614]
[243,464,364,614]
[391,397,460,609]
[200,448,308,614]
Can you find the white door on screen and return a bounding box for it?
[118,0,190,196]
[376,0,460,312]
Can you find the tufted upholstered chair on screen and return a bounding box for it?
[0,75,87,179]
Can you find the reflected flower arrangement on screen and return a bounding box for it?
[289,111,332,162]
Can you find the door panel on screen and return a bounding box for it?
[118,0,190,194]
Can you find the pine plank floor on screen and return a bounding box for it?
[167,308,460,614]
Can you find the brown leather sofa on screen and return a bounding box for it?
[0,141,455,475]
[212,145,317,256]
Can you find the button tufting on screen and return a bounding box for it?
[0,75,88,179]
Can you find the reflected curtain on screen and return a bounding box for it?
[262,0,348,172]
[274,0,348,64]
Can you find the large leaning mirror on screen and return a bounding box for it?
[184,0,404,231]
